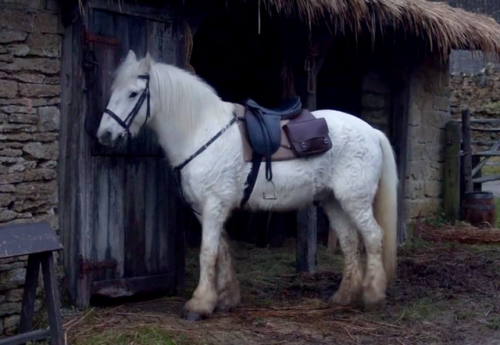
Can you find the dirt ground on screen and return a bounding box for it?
[60,235,500,345]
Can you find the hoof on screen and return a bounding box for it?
[362,293,386,311]
[181,307,210,321]
[215,301,237,313]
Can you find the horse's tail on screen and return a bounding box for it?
[373,129,399,286]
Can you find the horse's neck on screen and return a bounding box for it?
[150,98,235,168]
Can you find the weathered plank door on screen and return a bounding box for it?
[59,0,187,309]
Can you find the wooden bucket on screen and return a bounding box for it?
[462,191,497,227]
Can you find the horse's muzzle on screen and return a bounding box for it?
[98,129,114,147]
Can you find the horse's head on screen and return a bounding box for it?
[97,50,155,147]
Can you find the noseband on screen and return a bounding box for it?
[104,74,151,137]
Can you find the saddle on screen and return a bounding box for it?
[236,98,332,206]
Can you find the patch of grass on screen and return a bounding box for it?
[481,164,500,176]
[487,318,500,330]
[72,326,186,345]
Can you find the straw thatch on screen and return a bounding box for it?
[106,0,500,60]
[256,0,500,60]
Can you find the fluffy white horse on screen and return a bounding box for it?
[96,50,399,321]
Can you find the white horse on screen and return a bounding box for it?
[96,50,399,321]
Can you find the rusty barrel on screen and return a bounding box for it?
[462,191,496,227]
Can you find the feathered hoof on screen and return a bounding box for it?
[181,306,211,321]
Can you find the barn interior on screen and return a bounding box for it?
[186,0,424,246]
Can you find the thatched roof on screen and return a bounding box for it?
[220,0,500,60]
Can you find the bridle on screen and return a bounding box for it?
[104,74,151,137]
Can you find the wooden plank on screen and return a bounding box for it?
[144,158,159,274]
[472,151,500,156]
[462,109,473,193]
[444,121,462,223]
[40,252,63,345]
[471,139,500,177]
[0,330,50,345]
[296,207,317,273]
[470,128,500,133]
[123,159,147,278]
[471,140,498,146]
[19,254,41,334]
[472,174,500,184]
[0,223,62,259]
[457,118,500,124]
[91,273,176,298]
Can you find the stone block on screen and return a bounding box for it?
[406,198,441,219]
[33,132,58,142]
[0,57,60,74]
[0,54,14,63]
[0,185,15,193]
[0,9,35,32]
[0,97,59,107]
[3,314,20,336]
[408,106,421,126]
[34,12,63,34]
[22,141,58,159]
[0,194,15,207]
[433,96,450,112]
[5,289,23,302]
[0,302,21,317]
[18,83,60,98]
[0,80,18,98]
[424,181,442,198]
[9,114,38,124]
[37,106,59,131]
[8,73,45,84]
[362,93,388,109]
[0,0,45,9]
[0,148,22,156]
[26,33,61,57]
[6,43,29,57]
[0,124,36,133]
[0,268,25,291]
[0,262,25,271]
[0,46,7,54]
[15,180,57,197]
[1,105,35,114]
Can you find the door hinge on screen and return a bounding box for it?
[79,256,118,279]
[83,28,119,46]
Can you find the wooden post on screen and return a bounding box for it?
[444,121,462,223]
[294,38,332,273]
[462,109,473,193]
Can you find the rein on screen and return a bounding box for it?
[173,114,237,215]
[104,74,151,137]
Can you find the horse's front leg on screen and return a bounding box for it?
[182,198,230,321]
[216,230,240,312]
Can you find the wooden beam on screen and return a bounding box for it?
[472,174,500,184]
[473,151,500,156]
[444,121,462,223]
[295,36,333,273]
[462,109,473,193]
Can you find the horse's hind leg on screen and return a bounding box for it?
[323,199,364,306]
[338,197,387,309]
[215,230,240,312]
[182,198,230,321]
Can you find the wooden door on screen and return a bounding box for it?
[60,0,187,308]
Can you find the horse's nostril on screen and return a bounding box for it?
[99,130,113,145]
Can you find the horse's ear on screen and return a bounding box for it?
[140,52,153,73]
[125,50,137,63]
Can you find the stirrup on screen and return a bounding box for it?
[263,180,277,200]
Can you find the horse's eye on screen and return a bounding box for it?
[129,92,138,98]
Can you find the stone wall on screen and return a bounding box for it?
[450,62,500,120]
[405,57,451,221]
[0,0,62,336]
[360,71,392,137]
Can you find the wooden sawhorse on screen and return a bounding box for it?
[0,222,63,345]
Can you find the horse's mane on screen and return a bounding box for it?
[112,55,229,136]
